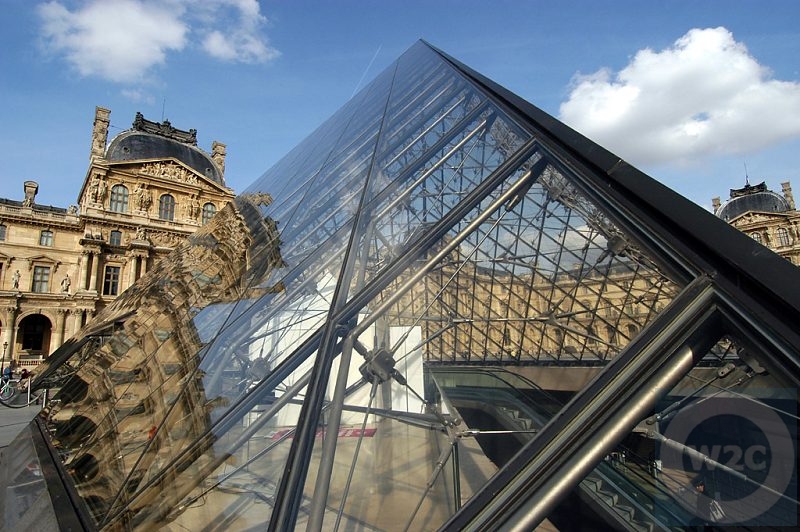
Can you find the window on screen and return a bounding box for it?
[777,227,790,247]
[159,194,175,221]
[103,266,121,296]
[32,265,50,292]
[0,224,6,241]
[110,230,122,246]
[39,230,53,246]
[751,232,762,244]
[109,185,129,213]
[201,202,217,225]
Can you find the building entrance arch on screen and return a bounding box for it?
[17,313,52,357]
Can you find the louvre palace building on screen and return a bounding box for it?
[0,108,235,370]
[1,42,799,531]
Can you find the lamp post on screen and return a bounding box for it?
[1,341,7,377]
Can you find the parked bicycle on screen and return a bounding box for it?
[0,377,21,401]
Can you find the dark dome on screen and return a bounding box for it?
[106,131,224,185]
[716,185,791,222]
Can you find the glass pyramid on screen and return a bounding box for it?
[4,41,798,531]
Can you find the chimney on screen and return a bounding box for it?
[212,141,227,179]
[711,197,721,213]
[91,107,111,161]
[781,181,795,210]
[23,180,38,207]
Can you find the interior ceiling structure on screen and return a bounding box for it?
[3,41,799,531]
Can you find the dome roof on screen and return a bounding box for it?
[105,114,224,185]
[715,182,791,222]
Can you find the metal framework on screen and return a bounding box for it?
[2,41,799,531]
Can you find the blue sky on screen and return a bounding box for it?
[2,0,800,210]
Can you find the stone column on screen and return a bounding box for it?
[3,307,18,363]
[127,256,139,288]
[51,309,67,355]
[79,252,90,290]
[71,309,84,336]
[89,252,99,292]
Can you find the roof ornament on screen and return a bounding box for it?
[730,181,767,198]
[132,112,198,146]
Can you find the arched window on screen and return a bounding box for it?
[109,184,129,213]
[201,202,217,225]
[159,194,175,221]
[777,227,790,247]
[39,230,53,246]
[751,232,762,244]
[109,230,122,246]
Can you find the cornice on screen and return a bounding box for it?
[0,211,82,230]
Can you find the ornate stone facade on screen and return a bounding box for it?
[0,107,235,368]
[713,181,800,265]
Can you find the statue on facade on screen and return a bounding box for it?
[135,182,152,211]
[61,274,71,293]
[11,270,20,289]
[186,195,200,220]
[97,177,107,204]
[87,174,108,205]
[135,226,148,241]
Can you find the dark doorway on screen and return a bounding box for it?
[19,314,52,354]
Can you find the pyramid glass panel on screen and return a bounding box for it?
[8,41,799,531]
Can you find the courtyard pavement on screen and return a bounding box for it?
[0,403,41,449]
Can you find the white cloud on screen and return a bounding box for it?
[38,0,187,83]
[559,27,800,166]
[200,0,280,63]
[203,28,278,63]
[37,0,278,84]
[121,87,155,104]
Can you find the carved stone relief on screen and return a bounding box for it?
[140,162,199,184]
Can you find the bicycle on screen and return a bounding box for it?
[0,378,21,401]
[0,377,45,408]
